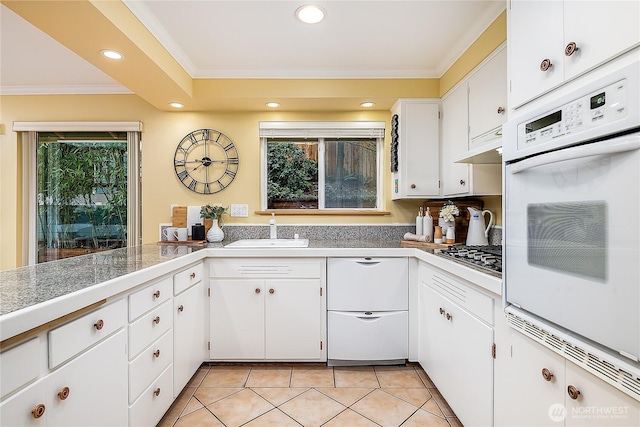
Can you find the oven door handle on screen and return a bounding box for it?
[509,135,640,174]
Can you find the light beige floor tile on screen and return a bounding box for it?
[375,368,425,388]
[251,387,309,406]
[323,408,380,427]
[350,389,418,426]
[290,366,335,387]
[401,408,450,427]
[194,387,243,406]
[383,387,432,407]
[422,397,446,418]
[279,389,346,427]
[163,387,196,419]
[246,367,292,387]
[315,387,374,407]
[207,388,274,426]
[173,407,225,427]
[334,367,380,388]
[243,408,302,426]
[188,366,210,387]
[200,366,251,387]
[180,396,205,417]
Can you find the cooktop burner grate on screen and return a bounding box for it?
[435,245,502,276]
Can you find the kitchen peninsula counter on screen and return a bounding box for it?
[0,241,501,343]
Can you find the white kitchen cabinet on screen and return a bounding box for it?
[210,258,326,362]
[0,330,127,427]
[390,99,440,199]
[495,329,640,427]
[468,46,507,141]
[509,0,640,108]
[173,280,207,397]
[441,82,470,196]
[418,262,495,426]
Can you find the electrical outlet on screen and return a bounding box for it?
[230,204,249,217]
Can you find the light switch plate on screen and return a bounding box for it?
[230,204,249,217]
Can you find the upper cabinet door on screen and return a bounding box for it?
[468,47,507,141]
[508,0,564,108]
[563,0,640,80]
[441,83,470,197]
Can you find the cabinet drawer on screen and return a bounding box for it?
[1,337,43,399]
[48,299,126,369]
[211,258,323,279]
[327,258,408,311]
[128,300,172,359]
[128,277,172,321]
[328,311,408,361]
[174,262,204,295]
[424,268,494,325]
[128,330,173,404]
[128,364,173,427]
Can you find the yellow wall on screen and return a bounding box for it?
[0,12,506,270]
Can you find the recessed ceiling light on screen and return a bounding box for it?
[169,102,184,109]
[360,102,376,108]
[295,5,326,24]
[100,49,124,60]
[266,102,280,108]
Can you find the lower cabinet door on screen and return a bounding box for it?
[210,279,265,359]
[328,311,408,361]
[47,329,128,427]
[421,283,493,426]
[265,279,324,360]
[128,364,173,427]
[174,281,207,397]
[0,378,48,426]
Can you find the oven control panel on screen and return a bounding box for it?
[517,79,628,150]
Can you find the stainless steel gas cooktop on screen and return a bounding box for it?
[435,245,502,277]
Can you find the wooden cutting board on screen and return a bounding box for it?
[172,206,188,228]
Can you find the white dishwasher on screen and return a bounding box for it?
[327,257,408,366]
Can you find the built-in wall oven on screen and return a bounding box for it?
[503,50,640,370]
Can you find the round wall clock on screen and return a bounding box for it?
[173,128,239,194]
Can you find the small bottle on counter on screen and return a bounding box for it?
[423,207,433,242]
[415,207,423,235]
[269,213,277,239]
[434,225,443,244]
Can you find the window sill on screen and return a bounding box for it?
[256,209,390,216]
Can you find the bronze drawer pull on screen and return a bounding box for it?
[565,42,579,56]
[153,316,160,325]
[540,58,553,72]
[178,305,184,312]
[567,385,580,400]
[32,403,46,418]
[94,319,104,330]
[190,272,196,279]
[153,290,160,299]
[542,368,554,381]
[154,388,161,397]
[154,349,160,358]
[57,386,70,400]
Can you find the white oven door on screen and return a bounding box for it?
[505,133,640,361]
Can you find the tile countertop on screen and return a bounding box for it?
[0,241,501,342]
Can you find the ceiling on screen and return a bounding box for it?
[0,0,505,111]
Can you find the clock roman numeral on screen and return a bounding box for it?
[189,133,198,146]
[188,179,198,191]
[203,183,211,194]
[224,169,236,179]
[174,159,186,167]
[223,143,235,152]
[227,157,239,164]
[177,170,188,181]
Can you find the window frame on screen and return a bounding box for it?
[259,121,385,212]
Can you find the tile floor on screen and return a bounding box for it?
[158,364,462,427]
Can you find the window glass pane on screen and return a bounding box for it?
[36,132,128,263]
[324,138,377,208]
[267,140,318,209]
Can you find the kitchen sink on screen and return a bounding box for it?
[224,238,309,248]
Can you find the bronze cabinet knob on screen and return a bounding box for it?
[190,272,196,279]
[439,308,445,315]
[540,58,553,71]
[154,388,161,397]
[154,349,160,358]
[178,305,184,312]
[541,368,554,382]
[32,403,46,418]
[153,290,160,299]
[94,319,104,330]
[57,386,70,400]
[565,42,579,56]
[410,184,417,189]
[153,316,160,325]
[497,107,505,114]
[567,385,581,400]
[446,313,453,321]
[255,288,261,294]
[269,288,275,294]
